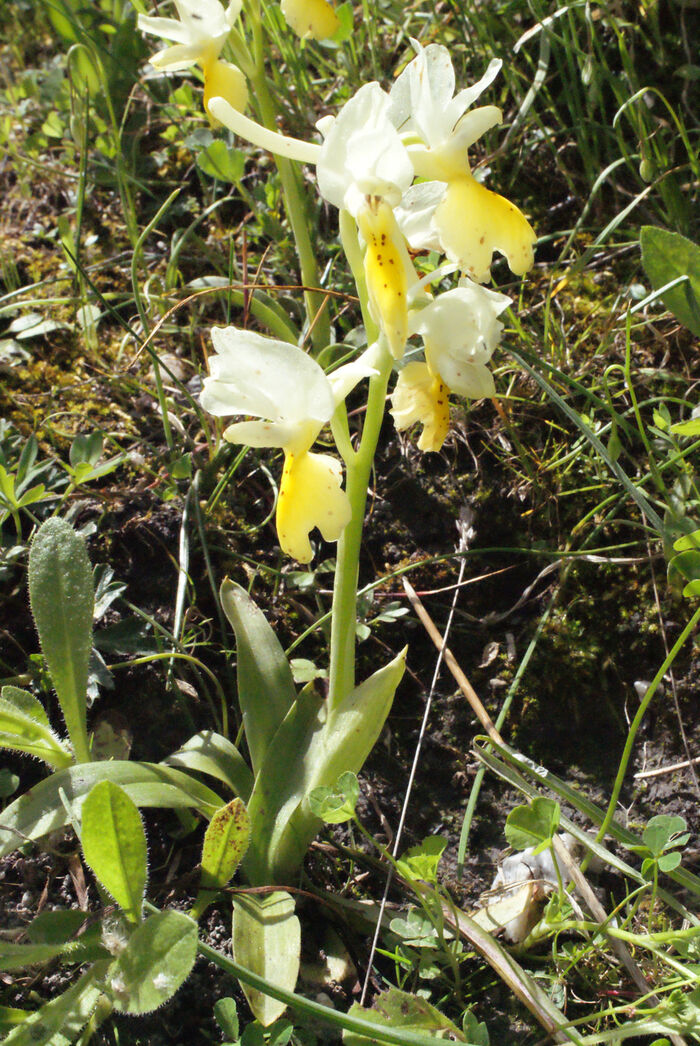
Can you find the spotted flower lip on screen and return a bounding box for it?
[138,0,242,71]
[391,279,511,452]
[200,327,376,562]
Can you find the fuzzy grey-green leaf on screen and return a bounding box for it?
[28,519,94,763]
[107,910,198,1014]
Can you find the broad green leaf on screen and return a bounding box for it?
[671,418,700,438]
[245,648,405,884]
[673,528,700,552]
[0,940,80,972]
[164,729,254,801]
[505,798,560,855]
[0,761,223,859]
[462,1009,490,1046]
[213,997,239,1040]
[640,226,700,337]
[81,781,148,923]
[107,910,198,1014]
[28,519,94,763]
[343,988,467,1045]
[0,686,73,768]
[192,798,250,920]
[0,1007,31,1034]
[308,771,359,824]
[643,814,689,856]
[232,891,300,1027]
[2,960,110,1045]
[395,836,447,886]
[197,140,246,182]
[220,580,297,776]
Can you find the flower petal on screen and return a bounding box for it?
[137,15,194,45]
[389,42,457,146]
[316,83,413,213]
[277,451,352,562]
[221,420,299,448]
[394,181,446,253]
[434,174,536,282]
[327,348,379,405]
[412,281,510,366]
[446,58,502,130]
[433,359,495,400]
[148,42,206,70]
[201,328,335,428]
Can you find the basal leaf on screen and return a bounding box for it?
[641,226,700,337]
[220,580,297,777]
[0,761,222,859]
[28,519,94,763]
[81,781,148,923]
[107,910,198,1015]
[232,891,300,1027]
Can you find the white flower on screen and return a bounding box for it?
[315,83,413,217]
[201,328,375,562]
[390,280,510,451]
[138,0,240,70]
[138,0,247,114]
[411,279,511,399]
[390,43,536,283]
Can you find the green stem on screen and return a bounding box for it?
[327,212,386,710]
[249,20,330,352]
[595,605,700,847]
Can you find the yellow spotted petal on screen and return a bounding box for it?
[203,58,248,116]
[277,450,351,563]
[280,0,339,40]
[390,361,450,453]
[434,174,535,283]
[357,200,413,360]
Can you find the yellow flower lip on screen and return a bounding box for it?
[434,174,536,283]
[390,361,450,453]
[357,198,417,360]
[280,0,339,40]
[277,449,352,563]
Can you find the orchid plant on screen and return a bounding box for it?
[139,7,536,1022]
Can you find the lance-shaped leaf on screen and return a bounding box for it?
[220,580,297,776]
[0,686,72,769]
[245,648,405,884]
[232,890,300,1027]
[192,798,250,920]
[81,781,148,924]
[164,729,254,801]
[343,988,468,1045]
[28,518,94,763]
[0,761,222,859]
[2,959,110,1046]
[107,910,198,1015]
